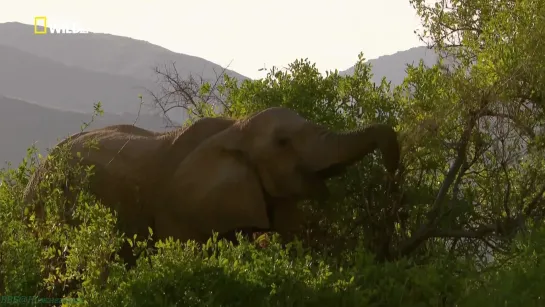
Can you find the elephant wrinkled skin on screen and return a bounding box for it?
[24,107,400,262]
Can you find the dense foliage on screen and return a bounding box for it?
[1,0,545,305]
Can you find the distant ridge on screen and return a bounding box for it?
[0,95,172,166]
[0,22,248,82]
[341,46,439,86]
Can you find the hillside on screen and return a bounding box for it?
[0,44,163,115]
[341,46,439,86]
[0,22,248,82]
[0,95,171,166]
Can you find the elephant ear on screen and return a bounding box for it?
[161,117,236,169]
[157,133,271,241]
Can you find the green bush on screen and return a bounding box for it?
[2,0,545,305]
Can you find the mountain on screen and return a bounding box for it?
[0,44,162,115]
[0,22,252,167]
[341,46,440,86]
[0,95,172,167]
[0,22,247,82]
[0,22,249,118]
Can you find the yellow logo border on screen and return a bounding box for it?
[34,16,47,35]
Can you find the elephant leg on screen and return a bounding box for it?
[117,241,138,269]
[116,235,158,270]
[213,200,306,246]
[268,199,307,243]
[153,210,209,244]
[112,225,152,269]
[218,228,251,243]
[218,226,270,244]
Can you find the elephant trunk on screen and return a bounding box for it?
[312,124,400,176]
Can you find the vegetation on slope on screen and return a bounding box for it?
[1,0,545,305]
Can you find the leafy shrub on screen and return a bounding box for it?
[2,0,545,305]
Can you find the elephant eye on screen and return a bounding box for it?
[276,137,290,147]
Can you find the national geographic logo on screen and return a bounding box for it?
[34,16,89,34]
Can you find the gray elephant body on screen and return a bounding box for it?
[24,107,400,263]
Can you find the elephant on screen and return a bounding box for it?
[24,117,236,222]
[23,107,400,265]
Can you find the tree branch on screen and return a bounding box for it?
[432,224,496,238]
[397,117,475,256]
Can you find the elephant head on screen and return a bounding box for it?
[160,107,400,241]
[234,107,400,199]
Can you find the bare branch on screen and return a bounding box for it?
[433,224,496,238]
[479,110,536,138]
[146,61,236,124]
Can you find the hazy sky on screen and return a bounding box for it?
[2,0,424,79]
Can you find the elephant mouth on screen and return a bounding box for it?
[291,163,349,201]
[316,163,348,179]
[301,164,348,200]
[261,164,349,215]
[259,164,351,233]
